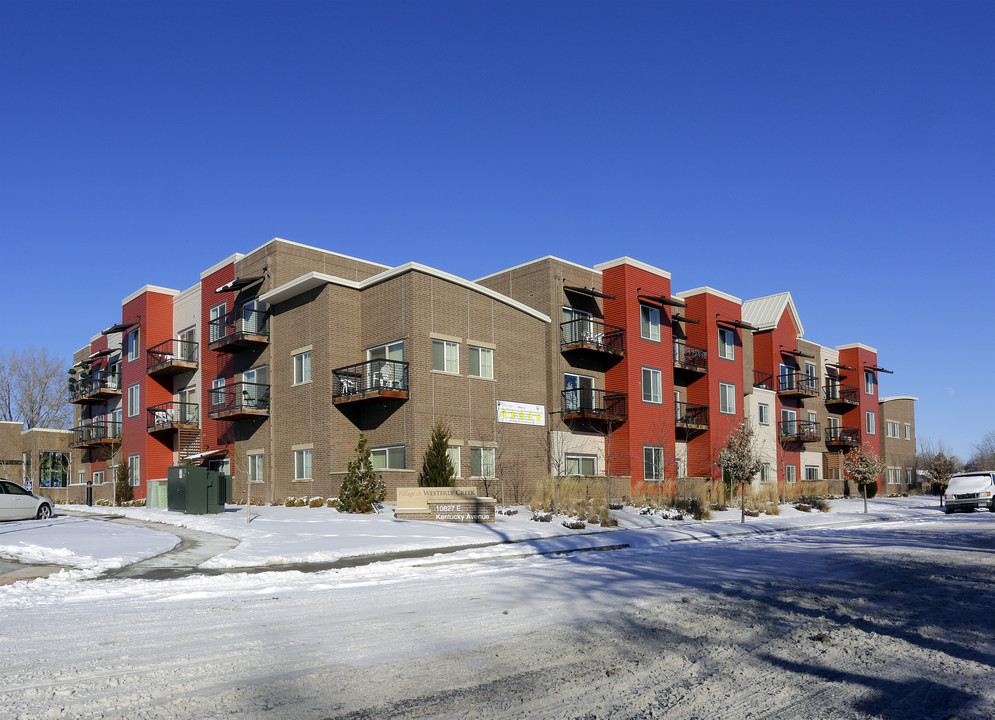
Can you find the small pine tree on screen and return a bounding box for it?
[115,463,134,505]
[844,444,885,514]
[338,434,386,513]
[419,421,456,487]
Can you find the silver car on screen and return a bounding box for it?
[0,479,54,521]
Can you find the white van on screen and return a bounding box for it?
[942,471,995,513]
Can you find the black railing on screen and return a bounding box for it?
[673,341,708,373]
[753,370,774,390]
[675,401,709,427]
[561,388,627,421]
[824,382,859,405]
[209,307,269,344]
[777,372,819,395]
[779,419,820,442]
[825,426,861,446]
[147,338,198,367]
[333,359,409,397]
[69,371,122,402]
[71,421,122,447]
[559,319,626,355]
[147,401,199,431]
[208,381,270,417]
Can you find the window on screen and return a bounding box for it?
[294,449,312,480]
[209,303,226,342]
[758,403,770,425]
[718,328,735,360]
[243,366,268,409]
[808,411,817,425]
[866,411,876,435]
[446,446,461,477]
[128,384,140,417]
[127,327,140,362]
[781,408,797,436]
[640,304,660,342]
[432,339,459,373]
[760,463,772,483]
[368,340,404,362]
[865,370,875,395]
[887,468,900,485]
[564,373,595,412]
[562,307,595,343]
[719,382,736,414]
[74,472,84,486]
[177,327,196,361]
[293,351,311,385]
[212,377,226,407]
[248,454,263,483]
[675,458,685,478]
[241,299,264,335]
[565,454,597,476]
[785,464,797,484]
[92,470,104,485]
[805,465,820,481]
[371,446,405,470]
[469,346,493,379]
[470,447,495,477]
[644,446,664,481]
[906,469,913,485]
[642,367,662,404]
[128,454,140,487]
[905,424,911,440]
[36,451,70,488]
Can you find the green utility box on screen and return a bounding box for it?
[167,466,232,514]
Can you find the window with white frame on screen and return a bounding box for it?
[675,458,685,478]
[760,463,772,483]
[470,447,495,477]
[127,384,140,417]
[905,424,911,440]
[469,346,493,379]
[640,304,660,342]
[805,465,820,481]
[93,470,104,485]
[644,446,664,481]
[248,453,264,483]
[293,351,311,385]
[785,464,797,484]
[887,467,900,485]
[368,340,404,362]
[906,469,913,485]
[642,367,662,404]
[805,362,816,381]
[718,327,735,360]
[127,327,140,362]
[209,303,226,342]
[865,369,875,395]
[432,339,459,373]
[371,446,405,470]
[74,471,84,486]
[758,403,770,425]
[446,446,461,477]
[562,307,594,343]
[565,454,597,476]
[719,382,736,415]
[128,454,140,487]
[781,408,797,435]
[866,411,876,435]
[808,411,817,425]
[294,449,312,480]
[211,377,226,407]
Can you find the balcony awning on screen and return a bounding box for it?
[671,313,699,324]
[215,276,264,294]
[866,365,894,374]
[826,362,856,371]
[638,294,686,308]
[101,321,139,335]
[717,318,756,330]
[779,346,814,358]
[563,285,615,300]
[87,349,114,360]
[182,449,227,462]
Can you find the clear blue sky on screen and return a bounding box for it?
[1,0,992,461]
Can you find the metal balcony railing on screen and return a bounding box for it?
[333,359,410,400]
[675,401,709,428]
[779,419,821,442]
[673,341,707,374]
[561,388,627,423]
[147,338,198,375]
[825,426,861,447]
[777,372,820,397]
[559,319,626,357]
[70,420,122,447]
[147,401,199,432]
[753,370,775,390]
[824,382,860,406]
[207,381,270,420]
[69,371,122,403]
[208,308,269,351]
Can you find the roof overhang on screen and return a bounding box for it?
[215,276,264,294]
[638,294,686,308]
[101,321,139,335]
[563,285,615,300]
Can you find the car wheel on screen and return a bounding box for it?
[36,504,52,520]
[989,503,995,513]
[943,506,954,514]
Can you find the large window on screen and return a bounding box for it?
[866,411,876,435]
[432,339,459,373]
[368,340,404,362]
[642,367,662,404]
[865,370,875,395]
[128,454,140,487]
[371,446,405,470]
[718,328,735,360]
[212,377,226,407]
[209,303,226,342]
[562,307,594,343]
[294,449,312,480]
[37,451,70,488]
[565,454,597,476]
[640,304,660,342]
[248,454,263,483]
[293,351,311,385]
[719,382,736,414]
[92,470,105,486]
[128,384,140,417]
[905,424,911,440]
[760,463,772,483]
[469,346,493,379]
[127,327,140,362]
[644,446,664,481]
[470,447,495,477]
[781,408,797,435]
[785,464,797,484]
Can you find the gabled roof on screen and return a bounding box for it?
[742,292,804,336]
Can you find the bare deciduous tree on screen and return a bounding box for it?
[966,431,995,472]
[844,444,885,514]
[0,347,72,429]
[917,438,963,497]
[717,421,765,523]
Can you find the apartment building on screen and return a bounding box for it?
[64,240,917,505]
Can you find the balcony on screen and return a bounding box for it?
[70,421,122,448]
[824,382,860,410]
[561,388,627,425]
[825,426,861,450]
[753,370,775,391]
[147,402,199,434]
[673,341,707,376]
[560,319,626,360]
[147,339,198,378]
[208,308,269,353]
[777,372,820,399]
[69,372,122,404]
[333,359,409,406]
[675,401,709,437]
[207,382,270,421]
[779,419,821,443]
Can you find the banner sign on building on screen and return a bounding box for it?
[497,400,545,426]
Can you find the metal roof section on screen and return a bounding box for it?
[594,256,672,279]
[879,396,918,403]
[261,263,551,323]
[674,286,743,305]
[742,292,804,336]
[475,255,599,283]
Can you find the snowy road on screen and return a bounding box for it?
[2,513,993,720]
